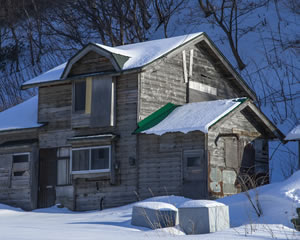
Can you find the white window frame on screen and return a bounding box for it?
[12,152,30,163]
[70,146,111,174]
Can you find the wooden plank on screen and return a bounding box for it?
[189,49,194,77]
[182,50,188,83]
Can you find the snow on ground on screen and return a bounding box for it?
[1,171,300,240]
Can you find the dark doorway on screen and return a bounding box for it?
[182,150,208,199]
[241,143,255,174]
[38,148,57,208]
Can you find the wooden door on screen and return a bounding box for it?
[38,148,57,208]
[182,150,207,199]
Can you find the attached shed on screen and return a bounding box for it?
[285,124,300,169]
[135,98,284,199]
[0,96,42,210]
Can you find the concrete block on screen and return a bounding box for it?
[210,182,221,192]
[210,167,222,182]
[178,200,230,234]
[131,202,178,229]
[223,183,237,194]
[223,170,236,184]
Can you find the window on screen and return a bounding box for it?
[74,80,86,112]
[12,153,30,177]
[13,153,29,163]
[72,77,115,127]
[14,171,26,176]
[187,156,201,167]
[57,148,71,185]
[71,146,111,173]
[184,150,205,168]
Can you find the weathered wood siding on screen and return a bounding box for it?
[207,105,269,198]
[0,130,39,210]
[39,84,72,131]
[139,43,246,120]
[74,73,139,210]
[137,132,206,200]
[37,72,139,210]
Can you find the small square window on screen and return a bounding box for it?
[187,156,201,167]
[184,150,204,168]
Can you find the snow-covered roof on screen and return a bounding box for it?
[178,200,226,208]
[0,96,43,132]
[141,98,244,136]
[285,124,300,141]
[22,32,202,87]
[23,63,67,87]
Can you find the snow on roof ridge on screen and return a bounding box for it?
[0,95,43,132]
[142,98,244,136]
[22,32,203,87]
[178,200,226,208]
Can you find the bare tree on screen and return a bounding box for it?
[197,0,271,70]
[0,0,186,110]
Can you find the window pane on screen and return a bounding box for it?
[72,150,89,171]
[57,159,70,185]
[91,148,109,170]
[187,157,201,167]
[13,171,26,176]
[13,154,29,163]
[74,81,86,112]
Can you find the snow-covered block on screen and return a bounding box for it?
[178,200,230,234]
[131,202,178,229]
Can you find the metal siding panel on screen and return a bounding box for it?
[91,76,112,127]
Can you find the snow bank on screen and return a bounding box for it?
[142,99,243,135]
[0,192,299,239]
[218,170,300,228]
[0,96,43,132]
[285,124,300,140]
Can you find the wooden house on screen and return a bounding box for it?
[0,32,284,211]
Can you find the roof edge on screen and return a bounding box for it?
[199,33,257,101]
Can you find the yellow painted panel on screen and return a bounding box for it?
[85,77,92,114]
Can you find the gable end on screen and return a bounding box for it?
[61,44,130,79]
